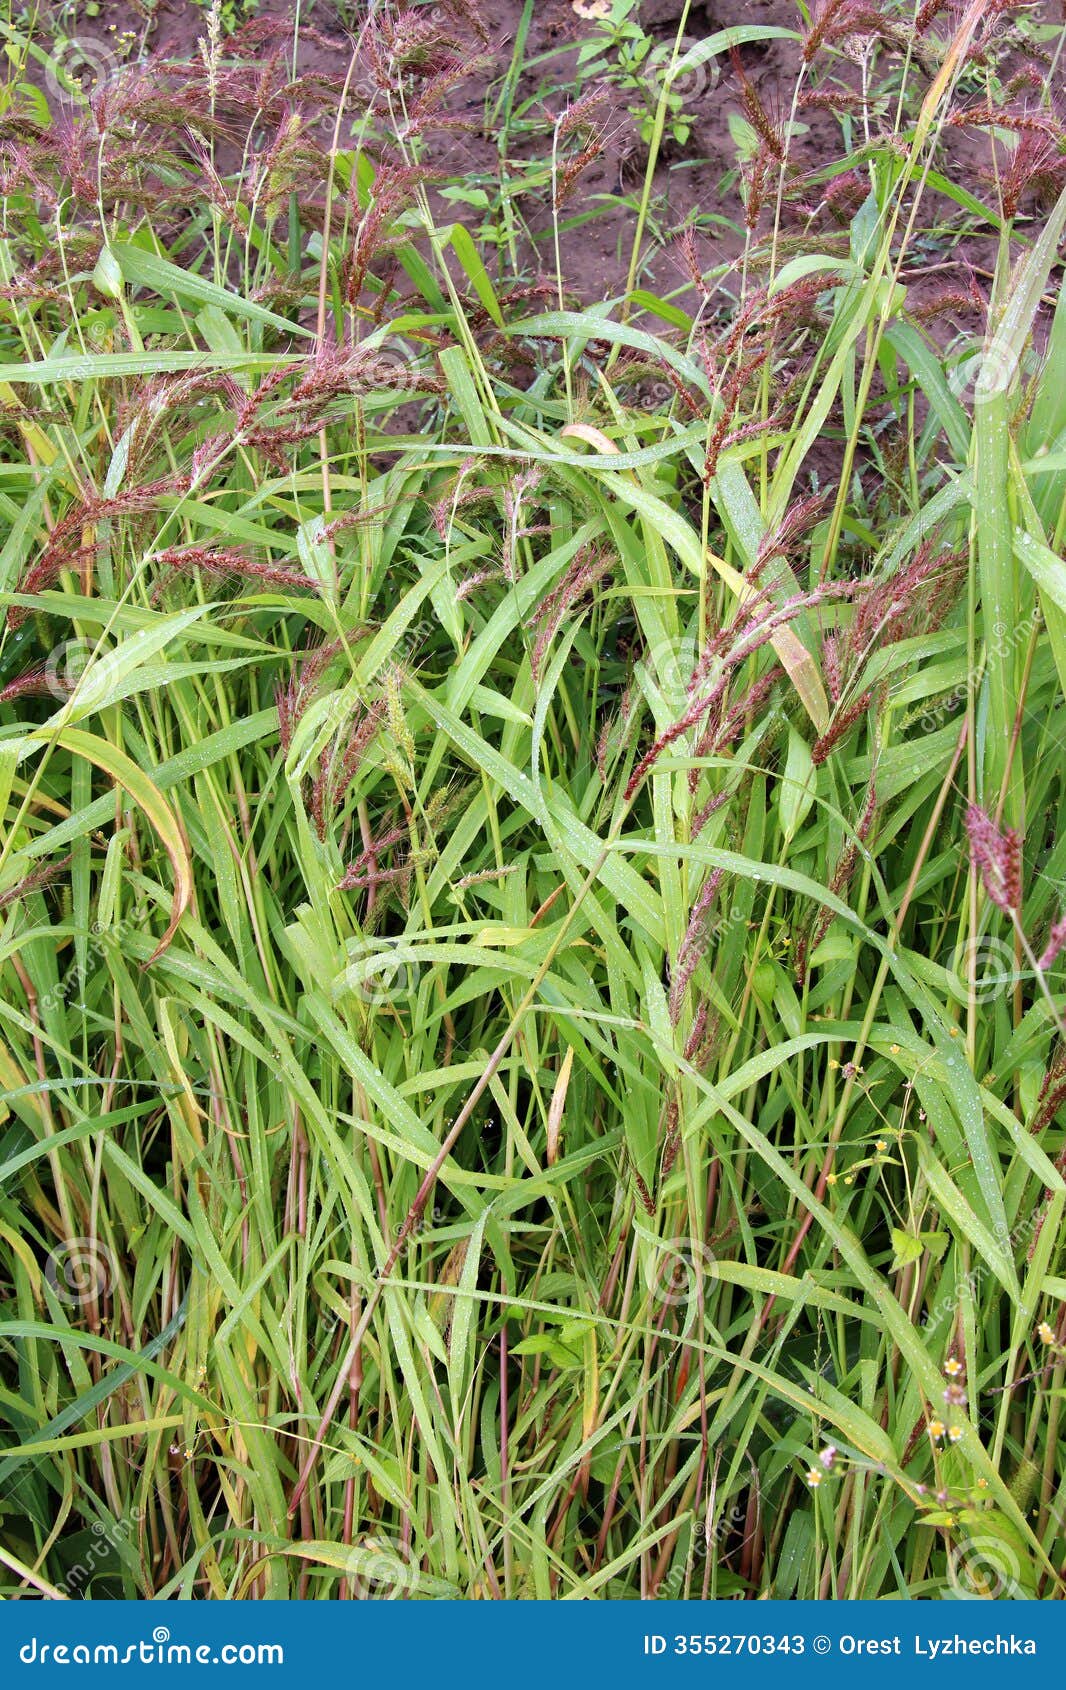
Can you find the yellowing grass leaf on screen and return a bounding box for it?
[19,728,192,962]
[559,427,831,732]
[547,1046,574,1168]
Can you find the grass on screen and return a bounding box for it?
[1,0,1066,1600]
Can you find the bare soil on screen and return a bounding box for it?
[41,0,1060,314]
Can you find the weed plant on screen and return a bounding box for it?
[0,0,1066,1600]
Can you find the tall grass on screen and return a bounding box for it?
[1,0,1066,1600]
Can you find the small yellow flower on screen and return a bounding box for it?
[806,1468,822,1488]
[976,1478,988,1490]
[875,1139,887,1153]
[928,1419,946,1440]
[826,1173,838,1187]
[944,1356,963,1377]
[1038,1321,1056,1345]
[947,1425,963,1443]
[844,1175,854,1185]
[889,1043,901,1055]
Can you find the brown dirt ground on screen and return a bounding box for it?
[35,0,1064,317]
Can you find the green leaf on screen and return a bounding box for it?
[890,1228,923,1268]
[779,728,816,843]
[111,240,313,338]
